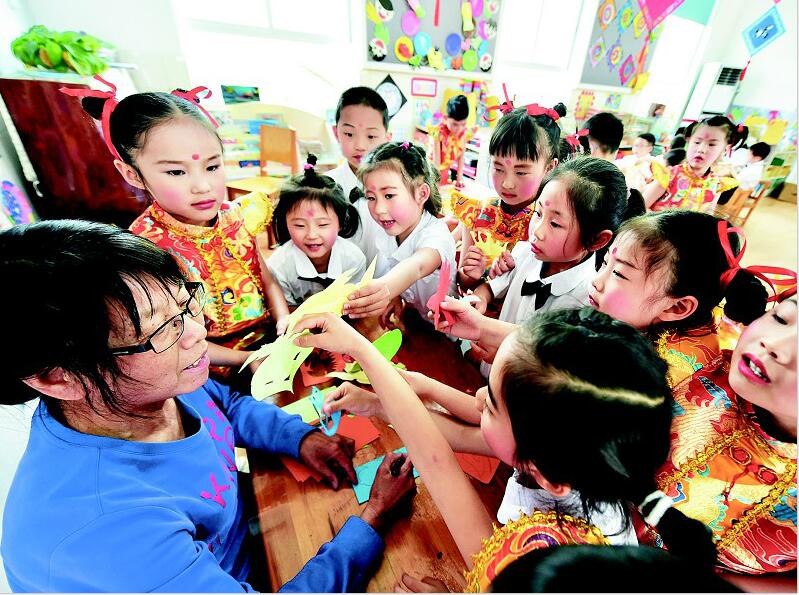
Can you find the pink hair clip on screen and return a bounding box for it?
[303,163,314,171]
[400,141,410,150]
[170,86,219,128]
[59,75,122,161]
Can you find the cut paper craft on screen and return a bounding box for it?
[606,39,623,69]
[281,396,321,425]
[327,329,405,384]
[395,36,415,62]
[462,49,478,71]
[407,0,425,18]
[598,0,615,31]
[375,22,390,44]
[280,414,380,483]
[300,351,347,387]
[454,452,501,484]
[588,37,605,67]
[414,31,432,55]
[636,0,685,31]
[353,447,419,504]
[471,0,484,17]
[633,10,647,38]
[742,6,786,56]
[472,230,508,266]
[309,386,341,436]
[242,332,313,399]
[401,10,421,36]
[426,259,454,331]
[619,54,637,86]
[285,257,377,335]
[461,0,475,32]
[445,33,462,57]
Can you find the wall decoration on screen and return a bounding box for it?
[574,90,596,120]
[365,0,501,73]
[742,6,786,56]
[605,92,623,109]
[221,85,260,104]
[411,76,438,97]
[375,74,407,118]
[1,180,37,226]
[729,104,797,147]
[581,0,665,90]
[636,0,685,31]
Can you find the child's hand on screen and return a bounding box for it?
[344,281,392,319]
[488,250,515,279]
[379,296,404,329]
[460,245,487,283]
[429,296,485,341]
[454,180,465,189]
[323,382,384,419]
[470,339,498,364]
[293,313,371,358]
[460,290,487,314]
[275,316,289,336]
[397,369,433,396]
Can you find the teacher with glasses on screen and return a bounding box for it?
[0,220,415,592]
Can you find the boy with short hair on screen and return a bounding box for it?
[736,142,771,190]
[584,112,624,161]
[431,94,472,187]
[632,133,656,158]
[326,86,391,255]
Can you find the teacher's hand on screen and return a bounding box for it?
[298,431,356,490]
[360,452,417,535]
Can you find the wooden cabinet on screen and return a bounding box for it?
[0,78,147,227]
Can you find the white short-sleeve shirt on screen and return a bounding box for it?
[267,237,367,306]
[372,211,456,316]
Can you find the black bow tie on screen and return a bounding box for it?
[298,275,335,288]
[520,279,552,309]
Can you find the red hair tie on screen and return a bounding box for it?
[59,75,121,161]
[170,86,219,128]
[524,103,560,121]
[737,124,745,133]
[565,128,589,149]
[717,221,797,303]
[486,83,515,117]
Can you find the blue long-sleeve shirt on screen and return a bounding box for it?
[2,380,383,592]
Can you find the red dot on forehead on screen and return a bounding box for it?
[504,159,512,166]
[306,209,314,217]
[191,153,200,160]
[543,200,550,206]
[611,247,618,255]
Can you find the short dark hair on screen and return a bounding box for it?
[585,112,624,154]
[335,86,390,130]
[749,142,771,160]
[488,103,566,163]
[638,133,656,145]
[669,135,686,150]
[664,148,686,166]
[0,220,186,414]
[446,94,470,121]
[617,211,768,330]
[274,155,359,244]
[81,92,220,169]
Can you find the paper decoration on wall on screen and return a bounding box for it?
[633,10,646,37]
[375,75,408,119]
[353,447,420,504]
[574,89,596,120]
[606,39,623,70]
[588,37,605,67]
[1,181,37,226]
[598,0,616,30]
[221,85,260,104]
[636,0,685,31]
[731,104,797,147]
[366,0,501,72]
[605,93,623,109]
[619,54,637,85]
[617,0,634,30]
[742,6,786,56]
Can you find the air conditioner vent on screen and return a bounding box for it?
[716,67,743,86]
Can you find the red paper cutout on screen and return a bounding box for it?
[454,452,500,484]
[426,259,454,330]
[300,351,347,387]
[281,456,321,482]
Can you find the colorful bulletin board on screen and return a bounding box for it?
[365,0,502,74]
[729,104,797,148]
[580,0,665,90]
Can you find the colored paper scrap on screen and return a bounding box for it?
[353,447,419,504]
[281,456,321,482]
[327,329,405,384]
[281,396,320,425]
[454,452,501,484]
[309,386,341,436]
[426,259,454,331]
[300,351,347,387]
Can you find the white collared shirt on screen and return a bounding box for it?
[266,237,367,306]
[372,211,456,316]
[480,243,596,376]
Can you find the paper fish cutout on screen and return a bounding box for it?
[309,386,341,436]
[353,447,419,504]
[426,259,454,330]
[327,328,405,384]
[241,332,313,399]
[285,257,377,335]
[472,230,508,265]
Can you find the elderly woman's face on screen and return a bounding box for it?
[109,279,210,406]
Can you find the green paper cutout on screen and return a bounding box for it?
[327,329,404,384]
[242,332,313,400]
[375,22,390,44]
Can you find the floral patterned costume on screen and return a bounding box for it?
[656,322,722,388]
[657,352,797,574]
[650,161,738,212]
[451,192,533,252]
[129,194,274,352]
[430,121,475,176]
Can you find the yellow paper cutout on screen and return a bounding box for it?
[762,119,788,145]
[239,191,274,235]
[472,231,508,264]
[285,257,377,335]
[650,159,669,189]
[241,332,313,400]
[281,396,320,424]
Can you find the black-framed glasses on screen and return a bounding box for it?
[110,282,207,356]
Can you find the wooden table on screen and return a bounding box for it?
[249,312,511,592]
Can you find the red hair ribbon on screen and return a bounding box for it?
[681,118,697,124]
[170,86,219,128]
[59,75,121,161]
[737,124,745,133]
[565,128,589,149]
[524,103,561,121]
[717,221,797,303]
[486,83,515,117]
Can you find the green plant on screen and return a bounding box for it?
[11,25,113,76]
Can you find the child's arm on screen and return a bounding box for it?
[433,138,442,169]
[642,179,667,209]
[399,370,482,424]
[295,315,494,565]
[455,151,466,187]
[344,247,441,319]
